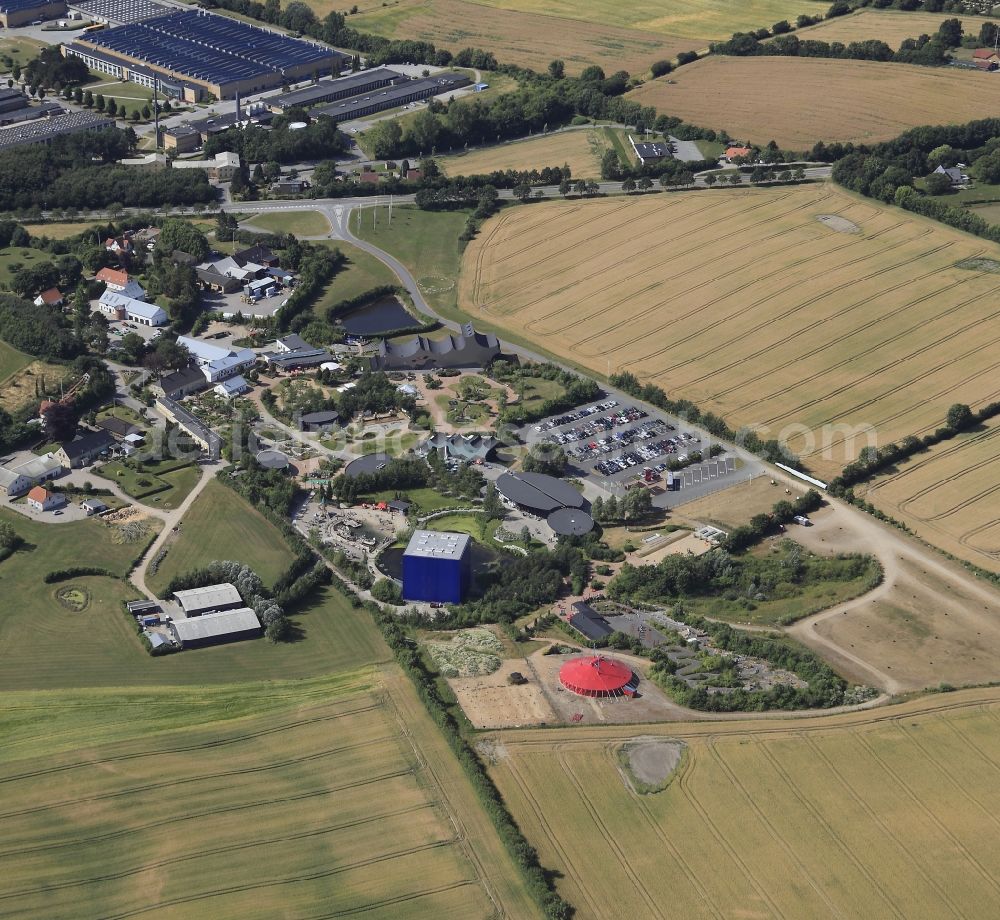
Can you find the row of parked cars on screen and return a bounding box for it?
[544,406,650,446]
[533,399,621,433]
[593,432,703,476]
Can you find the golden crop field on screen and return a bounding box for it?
[0,674,501,920]
[627,56,1000,148]
[489,688,1000,919]
[861,421,1000,572]
[440,128,610,178]
[793,8,996,46]
[351,0,700,74]
[460,186,1000,479]
[462,0,823,41]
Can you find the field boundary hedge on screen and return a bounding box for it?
[315,558,573,919]
[43,566,114,582]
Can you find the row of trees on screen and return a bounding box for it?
[0,128,214,213]
[711,16,964,66]
[828,402,1000,494]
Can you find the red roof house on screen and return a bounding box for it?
[95,267,130,290]
[725,146,752,162]
[26,486,65,512]
[34,287,63,307]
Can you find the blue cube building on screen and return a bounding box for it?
[402,530,471,604]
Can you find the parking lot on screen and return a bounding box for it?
[521,396,763,507]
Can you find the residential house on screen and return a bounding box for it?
[55,429,115,468]
[104,236,133,256]
[933,164,970,187]
[26,486,66,512]
[232,242,278,268]
[154,365,208,400]
[725,146,752,162]
[96,416,140,441]
[629,135,672,165]
[214,375,250,399]
[33,287,63,308]
[973,48,1000,71]
[196,264,242,293]
[95,266,130,291]
[270,178,306,195]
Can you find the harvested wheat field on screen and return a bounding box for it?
[488,687,1000,920]
[461,186,1000,479]
[627,56,1000,147]
[440,129,610,178]
[0,674,508,920]
[466,0,821,42]
[793,8,996,46]
[859,421,1000,572]
[352,0,699,74]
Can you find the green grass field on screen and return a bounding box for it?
[248,209,332,236]
[354,206,470,321]
[93,458,202,510]
[0,337,32,385]
[315,239,398,307]
[0,246,44,287]
[0,498,389,689]
[147,479,295,595]
[22,221,100,240]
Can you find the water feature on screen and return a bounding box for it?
[340,296,417,335]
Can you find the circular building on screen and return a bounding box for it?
[547,507,594,537]
[496,471,585,515]
[256,449,290,471]
[559,655,637,699]
[344,452,392,478]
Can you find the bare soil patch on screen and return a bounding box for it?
[621,737,685,790]
[817,213,860,234]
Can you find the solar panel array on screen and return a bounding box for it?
[71,0,170,24]
[82,9,337,87]
[0,0,60,12]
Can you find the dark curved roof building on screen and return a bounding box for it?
[495,471,585,515]
[344,452,392,478]
[372,323,501,371]
[547,507,594,537]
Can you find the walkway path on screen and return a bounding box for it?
[127,459,225,599]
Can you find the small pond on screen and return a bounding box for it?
[340,296,416,335]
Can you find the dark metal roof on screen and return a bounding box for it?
[547,507,594,536]
[495,471,585,514]
[344,452,391,477]
[299,409,340,426]
[59,428,115,460]
[269,68,405,110]
[568,605,614,641]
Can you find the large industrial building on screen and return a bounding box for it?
[313,73,470,122]
[64,9,347,101]
[402,530,471,605]
[0,0,64,28]
[170,607,262,648]
[0,111,112,151]
[268,68,406,112]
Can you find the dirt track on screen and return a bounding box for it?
[786,498,1000,694]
